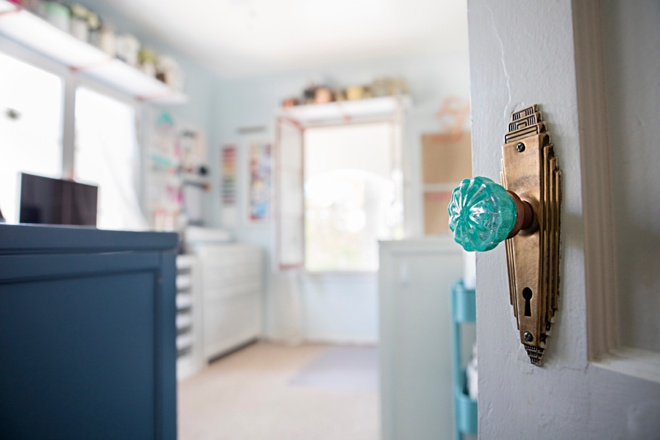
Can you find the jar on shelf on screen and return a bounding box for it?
[303,83,318,104]
[346,85,364,101]
[390,77,408,95]
[69,4,91,42]
[116,33,140,66]
[314,86,333,104]
[20,0,45,16]
[139,47,158,77]
[281,97,299,108]
[158,56,184,91]
[370,77,390,97]
[96,25,116,57]
[43,1,70,32]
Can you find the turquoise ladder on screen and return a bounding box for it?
[451,281,478,439]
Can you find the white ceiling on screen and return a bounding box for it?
[95,0,468,78]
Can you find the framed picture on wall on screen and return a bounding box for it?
[247,141,272,223]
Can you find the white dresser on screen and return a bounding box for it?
[194,244,263,361]
[379,237,464,440]
[175,254,203,380]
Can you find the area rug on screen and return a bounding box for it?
[288,346,379,392]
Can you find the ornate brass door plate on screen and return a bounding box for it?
[501,104,561,366]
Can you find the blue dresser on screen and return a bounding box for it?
[0,224,178,439]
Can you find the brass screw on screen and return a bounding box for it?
[516,142,525,153]
[524,331,533,342]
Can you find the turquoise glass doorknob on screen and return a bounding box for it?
[447,177,530,252]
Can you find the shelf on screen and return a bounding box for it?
[280,95,411,127]
[452,280,477,439]
[0,0,187,104]
[452,281,476,323]
[80,59,187,104]
[454,389,478,434]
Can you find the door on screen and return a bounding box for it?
[467,1,660,439]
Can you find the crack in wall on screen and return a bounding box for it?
[487,5,512,119]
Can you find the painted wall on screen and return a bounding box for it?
[40,0,472,344]
[209,52,471,343]
[468,1,660,439]
[76,1,222,225]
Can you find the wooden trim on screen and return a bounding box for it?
[572,0,619,359]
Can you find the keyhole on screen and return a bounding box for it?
[523,287,533,316]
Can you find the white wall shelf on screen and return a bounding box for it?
[279,95,411,127]
[0,0,187,104]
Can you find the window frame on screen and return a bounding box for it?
[0,35,144,216]
[275,115,406,274]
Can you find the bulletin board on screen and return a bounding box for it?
[421,132,472,184]
[424,191,453,235]
[421,132,472,235]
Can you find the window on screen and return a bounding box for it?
[0,49,147,229]
[0,51,62,223]
[74,87,146,230]
[277,120,403,272]
[304,123,403,271]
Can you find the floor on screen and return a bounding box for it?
[177,342,380,440]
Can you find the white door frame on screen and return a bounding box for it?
[468,0,660,438]
[573,0,660,382]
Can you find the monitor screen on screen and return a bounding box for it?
[19,173,98,226]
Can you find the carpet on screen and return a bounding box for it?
[288,346,379,392]
[178,343,379,440]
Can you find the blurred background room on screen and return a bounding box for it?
[0,1,476,439]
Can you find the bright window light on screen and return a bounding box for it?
[304,122,403,272]
[0,51,62,223]
[74,87,147,230]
